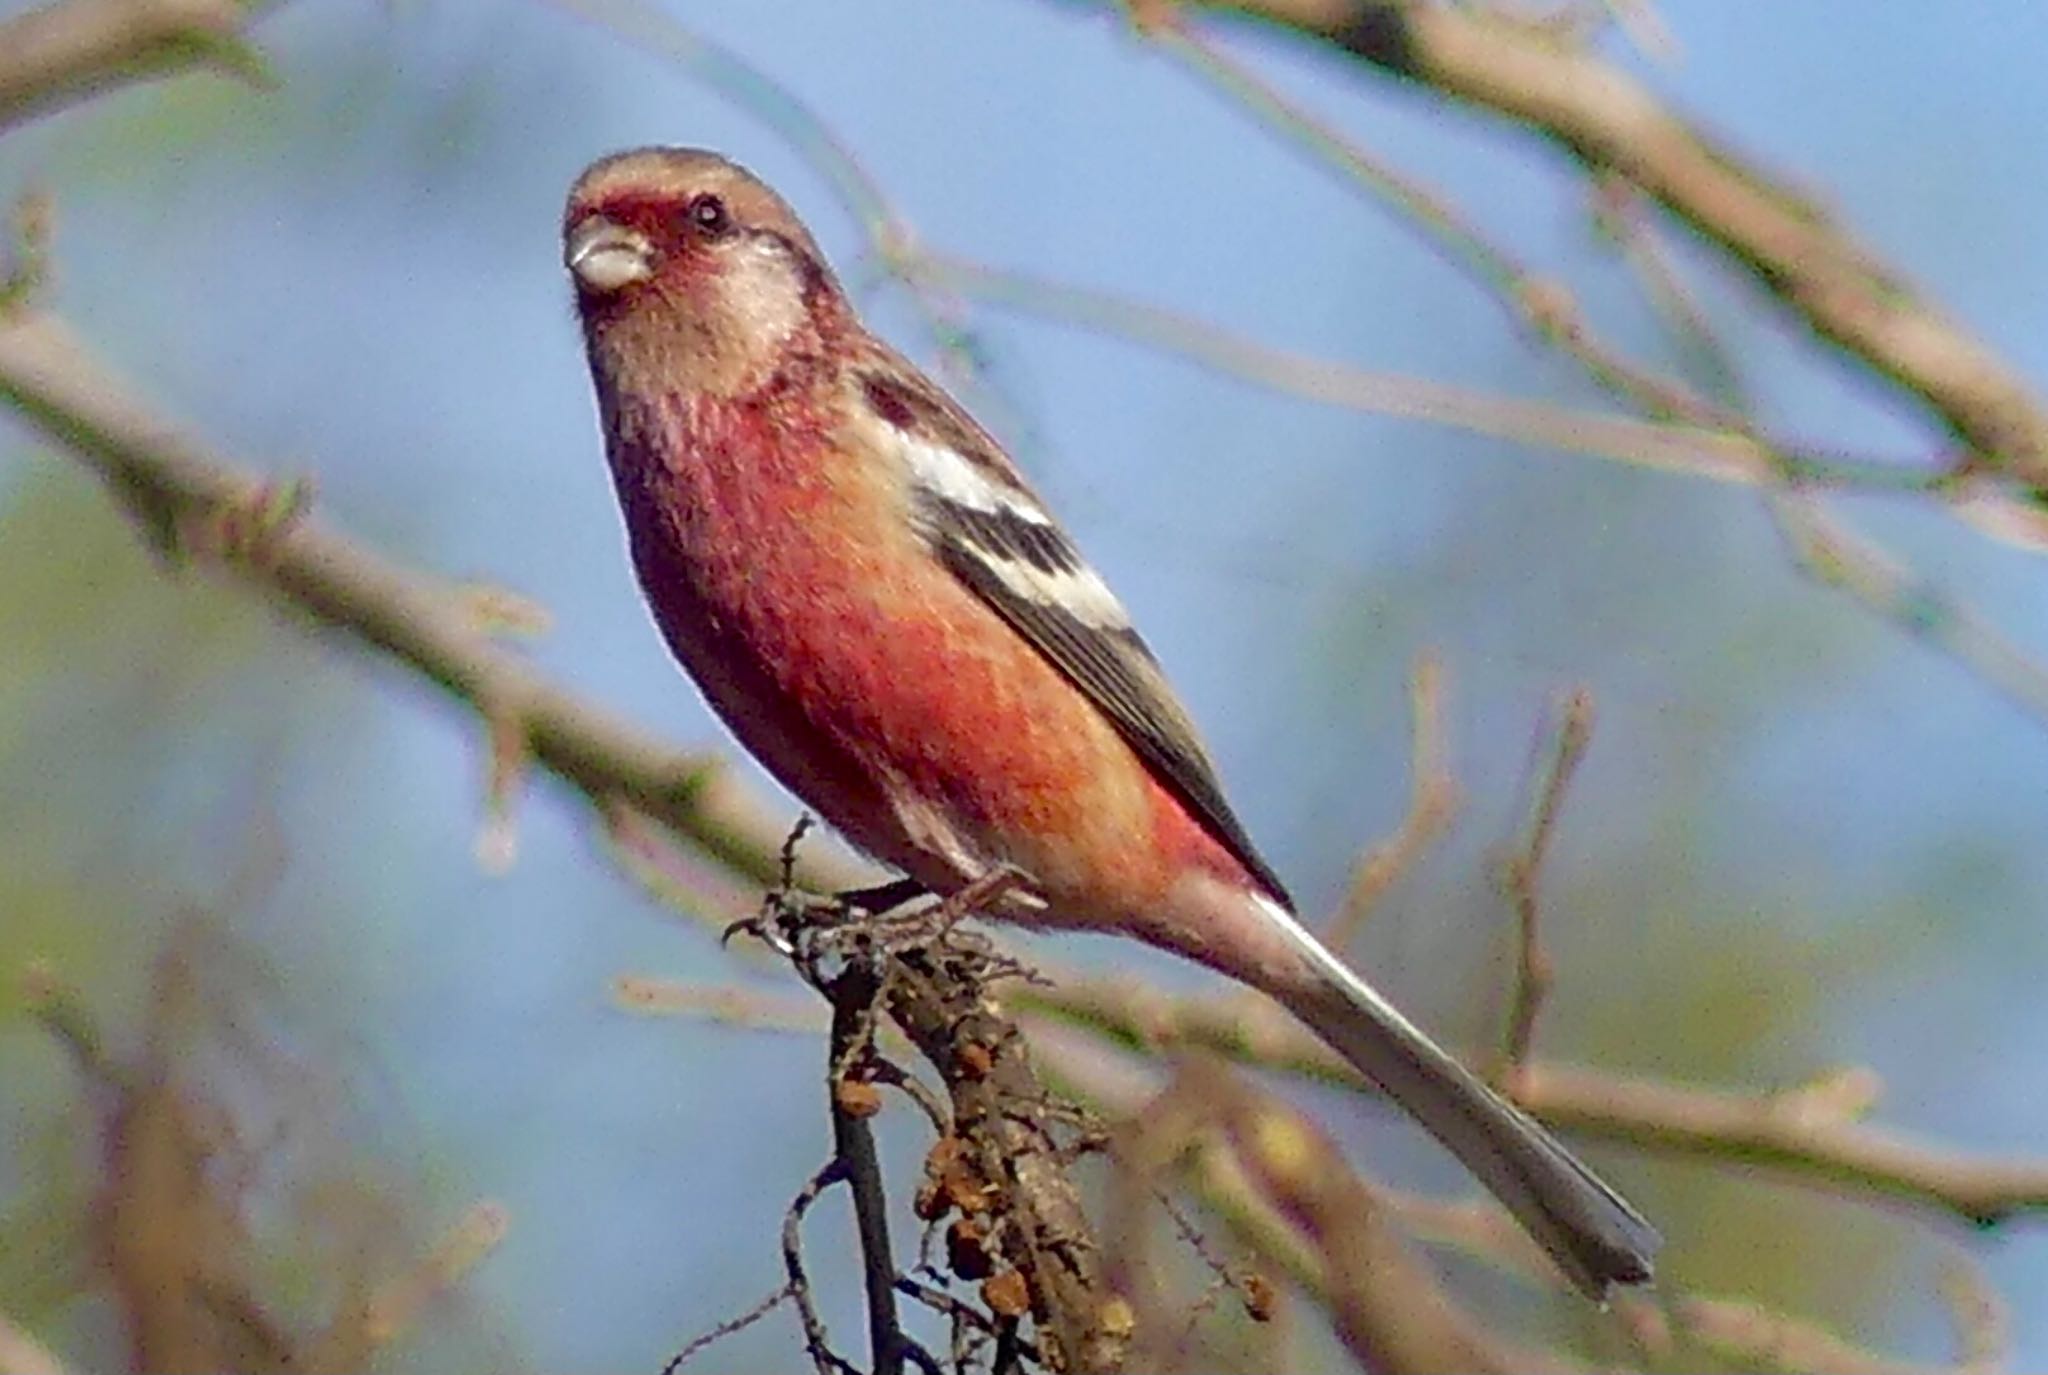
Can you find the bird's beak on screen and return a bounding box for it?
[566,216,653,293]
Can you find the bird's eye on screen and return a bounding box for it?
[686,193,731,236]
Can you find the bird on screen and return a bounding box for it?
[561,146,1659,1299]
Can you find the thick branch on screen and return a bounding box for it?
[1182,0,2048,488]
[0,310,863,893]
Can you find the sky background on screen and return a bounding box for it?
[4,1,2048,1370]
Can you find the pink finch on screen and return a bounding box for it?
[563,147,1658,1298]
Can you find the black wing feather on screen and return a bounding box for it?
[859,361,1293,906]
[935,537,1293,906]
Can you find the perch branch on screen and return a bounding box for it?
[822,961,920,1375]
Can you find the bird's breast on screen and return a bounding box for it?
[601,387,1251,924]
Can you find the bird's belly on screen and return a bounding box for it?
[625,496,1212,921]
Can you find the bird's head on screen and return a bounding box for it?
[564,147,842,397]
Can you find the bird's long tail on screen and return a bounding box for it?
[1251,893,1659,1299]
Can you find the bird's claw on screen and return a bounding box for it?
[720,914,796,956]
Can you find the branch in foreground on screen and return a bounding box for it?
[1180,0,2048,491]
[28,930,507,1373]
[1021,977,2048,1224]
[0,0,267,132]
[1051,1027,2003,1375]
[1104,1055,1592,1374]
[0,1314,68,1375]
[0,309,867,895]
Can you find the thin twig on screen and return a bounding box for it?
[896,1275,1044,1368]
[868,1055,953,1136]
[1936,1246,2009,1373]
[611,975,825,1031]
[782,1160,858,1375]
[909,251,1817,488]
[350,1201,510,1350]
[1589,175,1750,410]
[660,1283,794,1375]
[1495,688,1594,1078]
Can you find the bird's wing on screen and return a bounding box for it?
[855,357,1293,906]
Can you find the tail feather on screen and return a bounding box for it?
[1253,895,1659,1298]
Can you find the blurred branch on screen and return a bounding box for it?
[0,309,869,894]
[1672,1294,1997,1375]
[1023,979,2048,1223]
[1936,1249,2011,1372]
[1152,17,1722,428]
[26,933,506,1374]
[1111,1,2048,727]
[908,250,1806,488]
[1585,120,2048,725]
[1323,651,1457,949]
[0,1315,69,1375]
[1493,687,1594,1077]
[1055,1032,2015,1375]
[909,246,2048,560]
[1164,0,2048,492]
[1521,1062,2048,1226]
[1103,1057,1597,1374]
[349,1203,510,1353]
[1589,174,1749,410]
[0,0,268,133]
